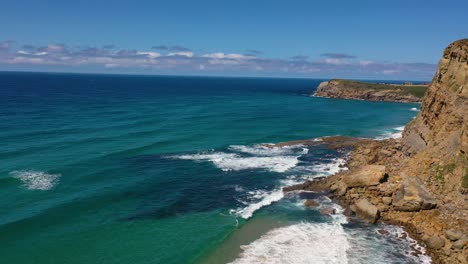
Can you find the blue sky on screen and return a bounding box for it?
[0,0,467,80]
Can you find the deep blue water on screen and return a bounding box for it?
[0,72,429,263]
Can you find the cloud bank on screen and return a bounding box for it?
[0,41,437,79]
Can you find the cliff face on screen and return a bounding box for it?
[314,79,425,103]
[403,39,468,162]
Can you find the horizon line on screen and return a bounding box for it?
[0,70,432,82]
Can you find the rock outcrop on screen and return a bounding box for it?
[342,165,386,187]
[314,79,427,103]
[392,176,437,211]
[403,39,468,157]
[424,236,446,250]
[351,199,380,224]
[403,39,468,195]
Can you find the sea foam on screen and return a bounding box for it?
[232,157,348,219]
[377,126,405,140]
[345,225,432,263]
[173,144,308,173]
[10,170,60,190]
[228,144,308,156]
[175,152,298,173]
[230,222,349,264]
[175,143,348,219]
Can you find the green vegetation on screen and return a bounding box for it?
[334,79,429,98]
[433,163,456,185]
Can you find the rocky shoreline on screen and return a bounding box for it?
[282,137,466,263]
[285,39,468,263]
[314,79,427,103]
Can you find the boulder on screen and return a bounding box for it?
[445,229,464,241]
[352,199,380,224]
[304,199,320,208]
[342,165,386,187]
[393,176,437,211]
[320,207,336,216]
[451,239,467,250]
[330,181,347,196]
[425,236,445,249]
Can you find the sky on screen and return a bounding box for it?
[0,0,467,80]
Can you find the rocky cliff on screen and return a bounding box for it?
[404,39,468,161]
[314,79,427,103]
[286,39,468,263]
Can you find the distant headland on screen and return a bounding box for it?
[314,79,429,103]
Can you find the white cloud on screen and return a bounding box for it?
[16,50,48,56]
[202,53,254,60]
[0,41,437,79]
[207,59,242,65]
[167,51,194,57]
[324,58,350,65]
[136,51,160,58]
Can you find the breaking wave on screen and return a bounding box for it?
[231,157,348,219]
[175,152,299,173]
[172,144,310,173]
[377,126,405,140]
[230,222,350,264]
[233,189,285,219]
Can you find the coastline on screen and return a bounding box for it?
[281,136,465,263]
[197,135,434,264]
[283,39,468,264]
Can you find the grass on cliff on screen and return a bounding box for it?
[334,79,428,98]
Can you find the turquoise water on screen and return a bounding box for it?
[0,72,428,263]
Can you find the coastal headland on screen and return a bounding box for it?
[286,39,468,263]
[314,79,429,103]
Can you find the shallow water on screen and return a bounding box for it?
[0,72,427,263]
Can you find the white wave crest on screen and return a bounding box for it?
[377,126,405,140]
[310,157,348,177]
[228,144,304,156]
[174,152,298,173]
[235,189,284,219]
[10,170,60,190]
[410,107,419,112]
[232,157,348,219]
[230,222,349,264]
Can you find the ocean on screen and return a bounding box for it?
[0,72,430,264]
